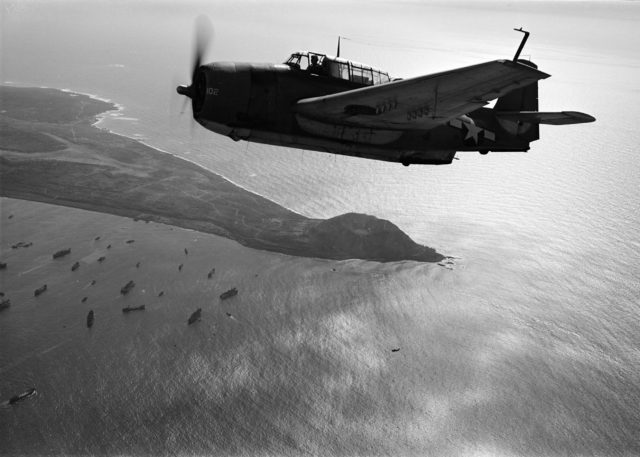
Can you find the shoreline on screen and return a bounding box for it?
[0,85,444,263]
[53,82,312,219]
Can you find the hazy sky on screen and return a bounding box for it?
[2,0,638,81]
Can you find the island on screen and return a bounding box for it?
[0,85,444,262]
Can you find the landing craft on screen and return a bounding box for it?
[177,24,595,166]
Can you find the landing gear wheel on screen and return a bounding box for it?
[479,150,489,155]
[401,161,410,167]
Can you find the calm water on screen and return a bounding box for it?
[1,1,639,455]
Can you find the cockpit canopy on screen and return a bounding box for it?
[285,51,391,86]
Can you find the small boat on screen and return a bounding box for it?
[34,284,47,297]
[0,299,10,311]
[9,388,36,405]
[188,308,202,325]
[52,248,71,259]
[207,268,215,279]
[71,261,80,271]
[120,280,135,295]
[0,262,7,270]
[122,305,145,313]
[220,287,238,300]
[86,310,94,328]
[12,241,32,249]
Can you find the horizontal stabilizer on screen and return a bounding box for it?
[496,111,595,125]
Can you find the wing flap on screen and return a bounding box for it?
[295,60,550,130]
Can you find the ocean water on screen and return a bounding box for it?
[1,1,640,455]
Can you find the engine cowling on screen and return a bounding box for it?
[193,63,251,136]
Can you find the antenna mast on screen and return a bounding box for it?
[512,27,530,62]
[336,36,341,58]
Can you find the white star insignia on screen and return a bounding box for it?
[464,123,482,144]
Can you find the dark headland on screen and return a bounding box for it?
[0,85,444,262]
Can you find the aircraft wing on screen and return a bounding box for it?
[495,111,596,125]
[295,60,550,130]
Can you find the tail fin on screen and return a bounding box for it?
[495,60,540,112]
[494,59,540,142]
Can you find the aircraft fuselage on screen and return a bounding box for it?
[190,62,531,165]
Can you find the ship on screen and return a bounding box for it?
[220,287,238,300]
[0,299,10,311]
[9,388,36,405]
[120,280,135,295]
[34,284,47,297]
[71,261,80,271]
[86,310,94,328]
[188,308,202,325]
[52,248,71,259]
[12,241,32,249]
[122,305,145,313]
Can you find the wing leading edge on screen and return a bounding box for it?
[295,59,550,131]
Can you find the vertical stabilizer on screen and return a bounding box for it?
[495,60,539,112]
[494,59,540,141]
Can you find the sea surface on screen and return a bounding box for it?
[1,1,639,455]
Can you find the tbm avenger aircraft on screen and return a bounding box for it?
[177,27,595,166]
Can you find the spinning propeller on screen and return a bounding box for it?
[176,15,213,115]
